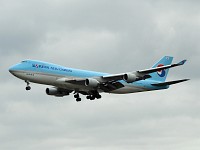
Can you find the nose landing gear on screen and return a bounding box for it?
[25,80,31,91]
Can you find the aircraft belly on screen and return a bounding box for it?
[11,71,27,80]
[12,71,57,85]
[13,71,149,94]
[31,73,57,85]
[55,81,95,92]
[18,72,95,92]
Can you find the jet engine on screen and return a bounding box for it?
[85,78,99,87]
[46,88,69,97]
[123,73,137,83]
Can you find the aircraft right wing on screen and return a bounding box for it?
[151,79,190,86]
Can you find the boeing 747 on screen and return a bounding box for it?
[9,56,189,102]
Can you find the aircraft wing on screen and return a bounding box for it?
[151,79,190,86]
[101,59,187,82]
[57,77,124,92]
[137,59,187,75]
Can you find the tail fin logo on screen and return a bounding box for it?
[157,64,166,77]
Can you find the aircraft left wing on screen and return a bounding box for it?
[57,77,124,92]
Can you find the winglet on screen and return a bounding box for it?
[178,59,187,65]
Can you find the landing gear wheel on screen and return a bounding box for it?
[96,94,102,99]
[76,98,81,102]
[74,94,79,98]
[90,96,95,100]
[86,95,91,99]
[26,86,31,91]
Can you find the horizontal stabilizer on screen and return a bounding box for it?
[177,59,187,65]
[152,79,190,86]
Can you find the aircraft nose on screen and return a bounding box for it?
[9,65,17,74]
[9,66,14,73]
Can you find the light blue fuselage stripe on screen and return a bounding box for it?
[11,60,167,90]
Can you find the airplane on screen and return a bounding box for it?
[9,56,189,102]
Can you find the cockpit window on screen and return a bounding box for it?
[21,60,28,63]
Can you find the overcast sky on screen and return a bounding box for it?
[1,0,200,150]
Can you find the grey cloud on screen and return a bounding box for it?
[1,81,199,150]
[1,0,200,150]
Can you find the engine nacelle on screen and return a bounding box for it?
[123,73,137,83]
[85,78,99,87]
[46,88,69,97]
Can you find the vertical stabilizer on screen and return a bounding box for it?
[150,56,173,82]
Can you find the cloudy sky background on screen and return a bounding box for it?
[1,0,200,150]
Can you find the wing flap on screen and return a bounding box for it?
[99,82,124,92]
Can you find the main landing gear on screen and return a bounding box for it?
[25,80,31,91]
[74,91,102,102]
[86,94,101,100]
[74,93,81,102]
[87,91,102,100]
